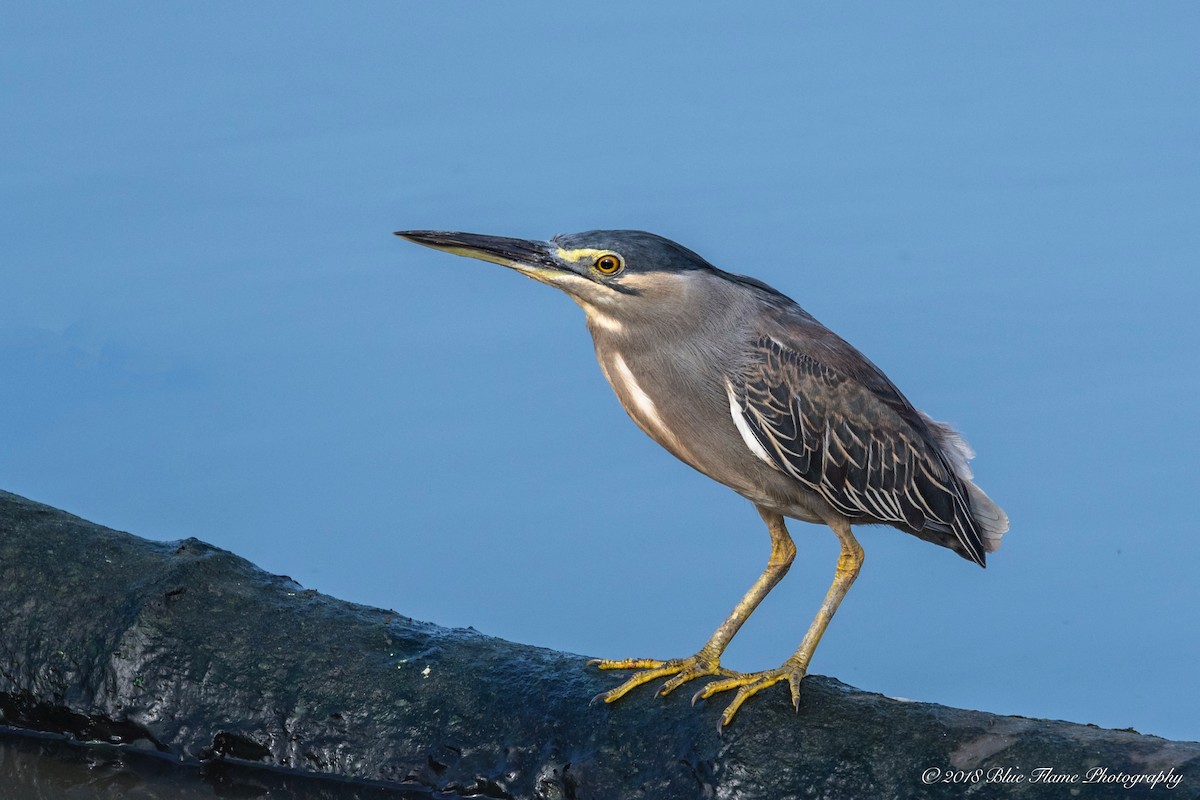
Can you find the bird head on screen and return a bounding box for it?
[394,229,757,325]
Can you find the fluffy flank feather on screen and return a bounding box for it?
[918,411,975,479]
[918,411,1009,552]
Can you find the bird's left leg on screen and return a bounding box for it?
[693,517,863,728]
[590,507,796,703]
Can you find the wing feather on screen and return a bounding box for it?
[732,336,988,565]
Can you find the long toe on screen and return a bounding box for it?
[589,657,670,671]
[658,659,739,696]
[590,652,731,705]
[691,662,808,728]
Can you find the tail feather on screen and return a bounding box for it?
[918,412,1009,555]
[964,480,1008,553]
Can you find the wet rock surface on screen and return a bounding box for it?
[1,489,1197,799]
[0,731,427,799]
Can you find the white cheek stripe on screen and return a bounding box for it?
[586,309,625,333]
[725,379,778,469]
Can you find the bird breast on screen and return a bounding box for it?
[597,350,699,464]
[590,336,807,515]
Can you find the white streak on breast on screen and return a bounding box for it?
[725,379,778,469]
[612,354,666,433]
[602,352,703,467]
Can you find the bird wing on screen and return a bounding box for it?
[729,333,988,565]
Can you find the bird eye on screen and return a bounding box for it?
[594,254,623,275]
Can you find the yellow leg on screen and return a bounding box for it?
[694,517,864,728]
[591,507,797,703]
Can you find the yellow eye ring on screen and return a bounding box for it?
[594,254,623,276]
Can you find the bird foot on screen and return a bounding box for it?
[588,651,738,705]
[691,659,807,729]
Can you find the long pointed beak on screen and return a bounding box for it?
[395,230,566,276]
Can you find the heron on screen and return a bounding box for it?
[395,229,1008,727]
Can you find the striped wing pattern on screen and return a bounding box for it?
[733,336,987,565]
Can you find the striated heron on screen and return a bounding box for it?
[395,229,1009,728]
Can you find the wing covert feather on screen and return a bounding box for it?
[732,336,986,564]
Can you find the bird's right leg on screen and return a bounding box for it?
[591,507,796,703]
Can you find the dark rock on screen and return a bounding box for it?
[1,489,1197,799]
[0,731,429,799]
